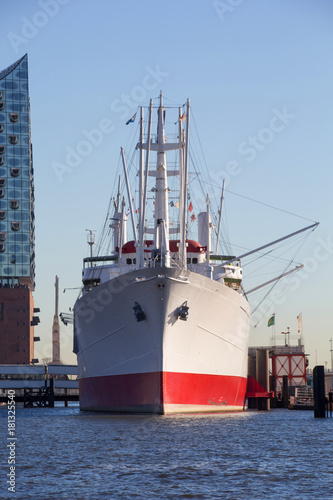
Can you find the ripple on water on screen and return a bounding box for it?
[0,408,332,499]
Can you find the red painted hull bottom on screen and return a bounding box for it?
[79,372,247,414]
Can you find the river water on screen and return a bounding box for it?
[1,407,332,499]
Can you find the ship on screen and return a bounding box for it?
[73,92,251,413]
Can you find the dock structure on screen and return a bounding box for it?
[247,342,308,409]
[0,364,78,407]
[270,343,307,394]
[246,348,274,410]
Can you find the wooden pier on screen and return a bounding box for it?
[0,364,79,407]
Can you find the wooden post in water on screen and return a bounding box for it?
[282,375,289,408]
[270,375,277,408]
[313,365,326,418]
[49,378,55,408]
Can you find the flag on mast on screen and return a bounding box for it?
[297,313,302,335]
[267,314,275,327]
[126,112,137,125]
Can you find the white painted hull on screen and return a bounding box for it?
[74,267,250,413]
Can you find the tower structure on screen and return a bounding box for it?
[0,54,39,364]
[52,275,60,363]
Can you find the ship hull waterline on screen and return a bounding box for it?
[74,267,250,414]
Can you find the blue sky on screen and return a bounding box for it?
[1,0,332,367]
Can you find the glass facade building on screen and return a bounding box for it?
[0,54,35,290]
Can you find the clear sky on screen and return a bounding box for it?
[1,0,332,368]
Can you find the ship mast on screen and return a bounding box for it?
[138,92,186,269]
[154,91,171,267]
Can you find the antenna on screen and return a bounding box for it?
[281,327,290,346]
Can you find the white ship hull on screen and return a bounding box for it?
[74,267,250,414]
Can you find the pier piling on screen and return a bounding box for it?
[313,366,326,418]
[256,349,270,411]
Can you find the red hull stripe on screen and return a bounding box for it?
[79,372,247,411]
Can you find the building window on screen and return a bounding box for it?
[0,189,4,199]
[0,178,5,187]
[0,124,3,133]
[126,258,132,265]
[0,233,5,241]
[10,113,19,123]
[10,255,16,264]
[8,135,18,145]
[11,222,20,231]
[0,146,5,154]
[0,211,6,220]
[0,91,2,100]
[0,102,4,111]
[10,167,20,178]
[0,243,5,253]
[0,156,3,166]
[9,200,19,210]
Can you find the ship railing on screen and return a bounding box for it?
[143,133,180,144]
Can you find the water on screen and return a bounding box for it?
[1,407,332,499]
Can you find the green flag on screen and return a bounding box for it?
[267,315,275,327]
